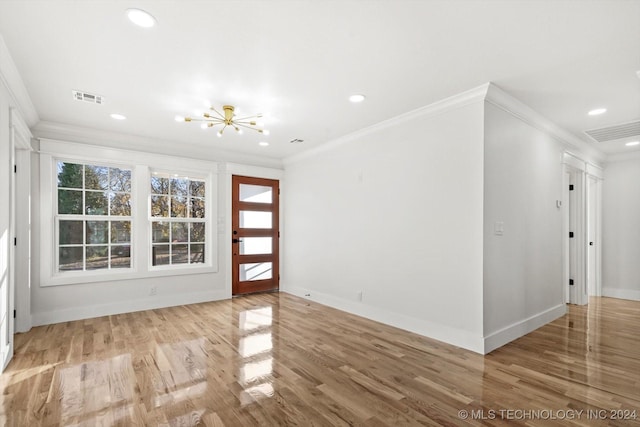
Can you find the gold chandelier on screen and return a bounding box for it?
[179,105,268,137]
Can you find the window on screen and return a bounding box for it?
[56,161,132,271]
[150,172,206,266]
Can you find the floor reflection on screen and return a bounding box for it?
[56,353,137,425]
[237,305,274,407]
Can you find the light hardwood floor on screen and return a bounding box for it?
[1,293,639,426]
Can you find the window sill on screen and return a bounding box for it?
[41,265,219,287]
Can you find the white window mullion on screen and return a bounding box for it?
[136,165,150,273]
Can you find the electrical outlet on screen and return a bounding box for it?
[150,286,157,296]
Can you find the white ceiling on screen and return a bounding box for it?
[0,0,638,160]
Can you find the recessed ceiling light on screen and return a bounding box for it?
[349,94,366,103]
[126,8,156,28]
[625,141,640,146]
[588,108,607,116]
[110,113,126,120]
[259,141,269,147]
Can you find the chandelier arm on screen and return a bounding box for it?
[235,122,264,132]
[235,120,258,126]
[219,124,228,134]
[235,114,261,121]
[209,106,225,120]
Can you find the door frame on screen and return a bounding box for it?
[562,152,603,306]
[3,109,32,371]
[231,175,280,295]
[223,164,284,298]
[12,110,32,334]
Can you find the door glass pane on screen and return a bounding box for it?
[240,184,272,203]
[239,237,272,255]
[239,211,272,229]
[240,263,272,281]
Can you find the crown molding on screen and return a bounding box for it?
[32,120,283,169]
[285,81,608,166]
[0,35,39,127]
[284,83,490,165]
[484,83,606,165]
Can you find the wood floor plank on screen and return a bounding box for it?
[2,294,640,426]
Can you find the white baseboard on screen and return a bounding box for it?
[31,290,229,327]
[281,285,485,354]
[482,304,567,354]
[602,287,640,302]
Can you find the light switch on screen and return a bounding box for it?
[494,221,504,236]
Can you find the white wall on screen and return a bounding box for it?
[482,101,566,352]
[282,96,486,352]
[602,154,640,301]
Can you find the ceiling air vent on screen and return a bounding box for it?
[72,90,104,105]
[585,120,640,143]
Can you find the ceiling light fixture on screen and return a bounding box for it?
[110,113,126,120]
[349,94,366,103]
[588,108,607,116]
[180,105,267,137]
[625,141,640,146]
[126,8,156,28]
[259,141,269,147]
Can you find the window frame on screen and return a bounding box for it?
[148,170,209,270]
[54,159,135,275]
[40,144,218,287]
